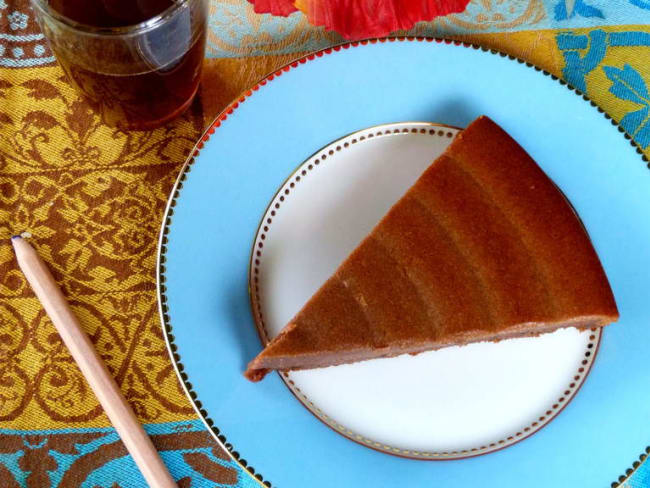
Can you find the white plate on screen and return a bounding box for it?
[249,122,601,459]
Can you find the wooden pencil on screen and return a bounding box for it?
[12,235,178,488]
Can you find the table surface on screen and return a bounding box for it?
[1,1,649,487]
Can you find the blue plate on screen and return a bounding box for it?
[157,39,650,487]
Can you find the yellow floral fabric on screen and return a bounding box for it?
[1,67,202,429]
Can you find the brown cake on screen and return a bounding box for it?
[245,116,619,382]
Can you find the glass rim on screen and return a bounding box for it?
[30,0,194,36]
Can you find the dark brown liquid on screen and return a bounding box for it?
[46,0,205,130]
[48,0,175,28]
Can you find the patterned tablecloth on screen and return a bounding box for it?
[1,1,650,486]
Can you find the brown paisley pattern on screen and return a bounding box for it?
[0,66,203,428]
[0,302,30,421]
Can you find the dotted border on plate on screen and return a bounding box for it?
[249,123,601,460]
[156,37,650,487]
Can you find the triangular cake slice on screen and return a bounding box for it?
[245,116,619,382]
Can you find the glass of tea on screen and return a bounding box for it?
[31,0,208,130]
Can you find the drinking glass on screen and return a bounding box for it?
[31,0,208,130]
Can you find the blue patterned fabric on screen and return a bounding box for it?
[0,421,260,488]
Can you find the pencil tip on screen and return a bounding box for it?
[12,232,32,241]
